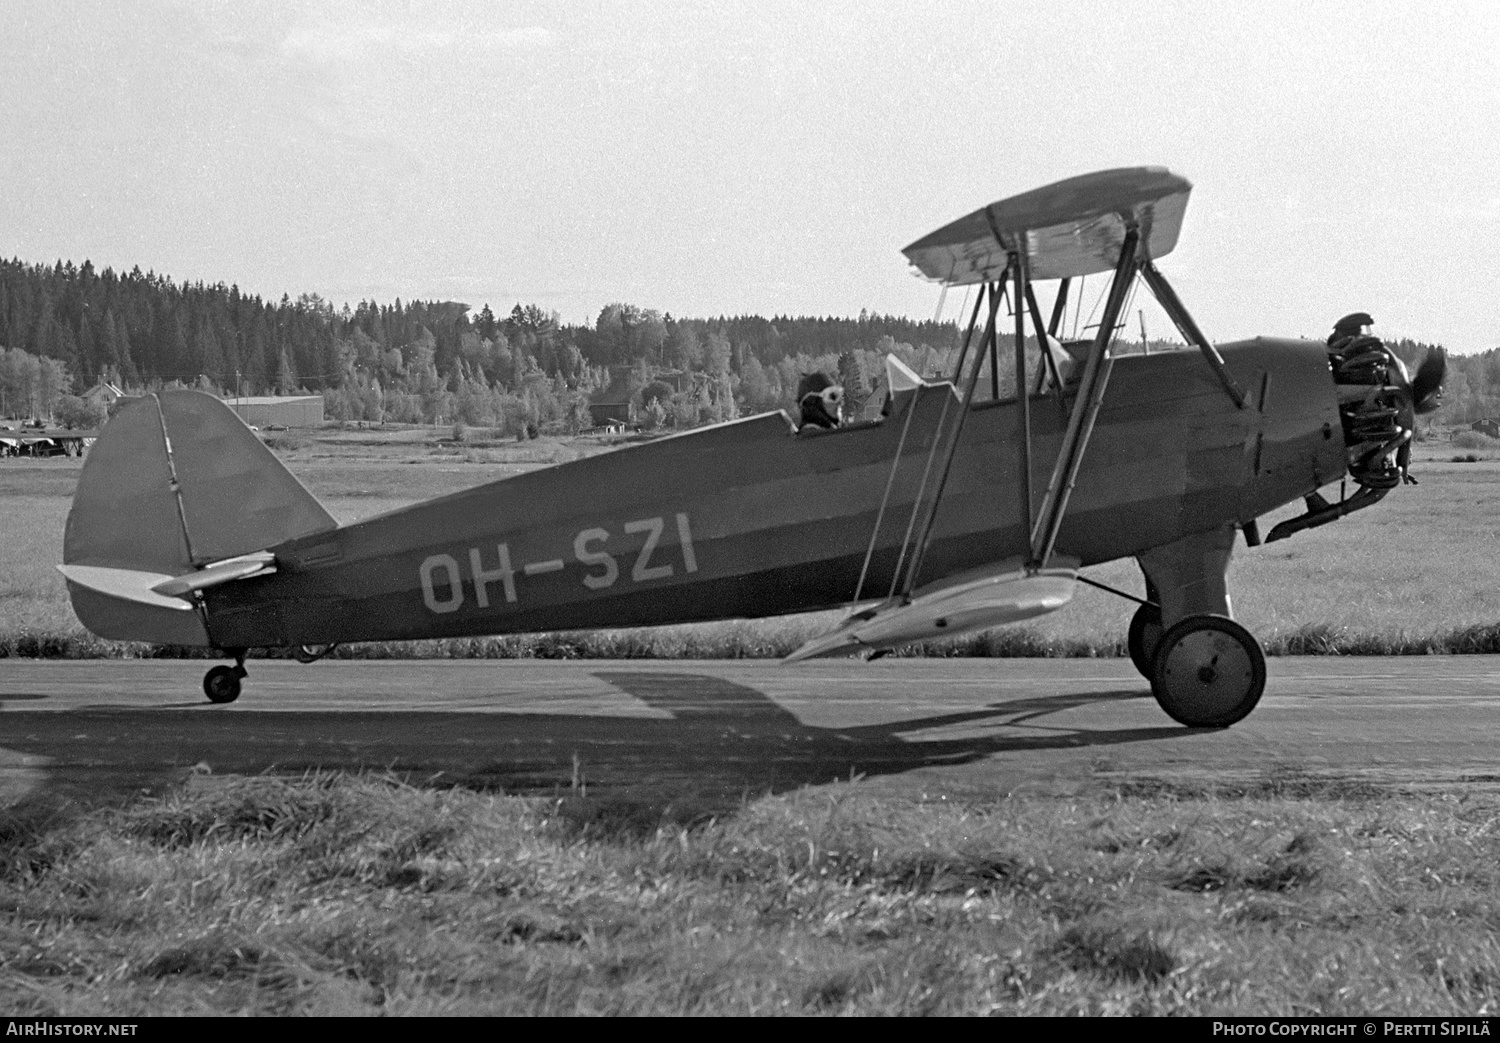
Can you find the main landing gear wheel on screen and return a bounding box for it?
[1127,603,1163,679]
[203,664,245,704]
[1150,615,1266,728]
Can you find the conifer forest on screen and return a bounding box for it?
[0,256,1480,434]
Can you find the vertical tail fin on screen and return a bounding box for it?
[61,390,336,644]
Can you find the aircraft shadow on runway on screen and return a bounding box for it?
[0,672,1189,807]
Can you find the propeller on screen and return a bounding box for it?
[1410,348,1446,414]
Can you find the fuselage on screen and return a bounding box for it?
[202,338,1344,650]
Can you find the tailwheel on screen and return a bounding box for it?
[203,662,247,705]
[1150,615,1265,728]
[1126,602,1163,679]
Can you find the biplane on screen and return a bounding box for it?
[58,167,1443,727]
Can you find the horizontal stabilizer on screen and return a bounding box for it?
[785,561,1077,662]
[151,552,276,598]
[57,564,193,611]
[58,568,212,645]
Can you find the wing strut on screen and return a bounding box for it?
[1025,283,1063,396]
[1029,229,1139,567]
[893,237,1050,596]
[896,281,1004,597]
[1012,248,1035,546]
[854,267,1022,609]
[869,290,986,602]
[1138,259,1246,409]
[846,272,1013,616]
[1047,278,1071,336]
[880,241,1071,596]
[849,364,927,605]
[863,222,1197,597]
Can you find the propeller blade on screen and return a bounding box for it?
[1412,348,1446,414]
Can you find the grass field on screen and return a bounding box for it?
[5,432,1500,657]
[3,770,1497,1015]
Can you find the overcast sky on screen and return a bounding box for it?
[2,1,1496,351]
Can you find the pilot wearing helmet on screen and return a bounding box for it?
[796,372,844,431]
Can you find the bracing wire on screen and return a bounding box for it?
[950,284,973,373]
[932,260,957,324]
[1117,277,1141,353]
[851,393,920,606]
[1081,274,1108,335]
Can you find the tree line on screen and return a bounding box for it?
[0,256,1492,432]
[0,258,962,432]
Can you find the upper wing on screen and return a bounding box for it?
[902,166,1192,284]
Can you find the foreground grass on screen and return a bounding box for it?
[2,772,1499,1015]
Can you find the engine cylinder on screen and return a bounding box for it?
[1329,337,1410,490]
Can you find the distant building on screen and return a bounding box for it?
[588,366,636,428]
[82,381,126,409]
[1470,418,1500,439]
[222,395,325,428]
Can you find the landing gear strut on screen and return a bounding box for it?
[1135,530,1266,727]
[203,652,247,704]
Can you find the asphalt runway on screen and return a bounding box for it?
[1,657,1497,807]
